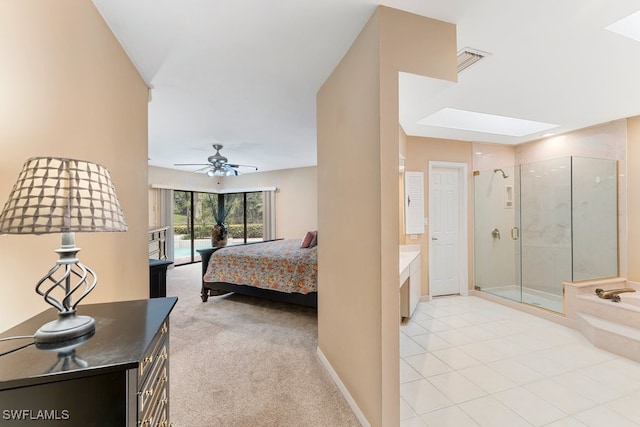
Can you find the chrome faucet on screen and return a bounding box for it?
[595,288,636,300]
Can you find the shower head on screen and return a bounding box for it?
[494,168,509,179]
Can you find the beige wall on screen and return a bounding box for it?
[221,166,318,239]
[628,116,640,281]
[0,1,149,331]
[317,7,456,426]
[404,136,474,295]
[148,165,317,240]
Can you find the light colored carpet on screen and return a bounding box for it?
[166,263,360,427]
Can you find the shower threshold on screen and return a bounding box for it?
[479,285,563,313]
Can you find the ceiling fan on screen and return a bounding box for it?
[174,144,258,176]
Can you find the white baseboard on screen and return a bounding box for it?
[316,347,370,427]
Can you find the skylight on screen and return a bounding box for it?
[417,108,558,137]
[606,10,640,42]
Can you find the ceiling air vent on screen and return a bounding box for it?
[457,48,490,73]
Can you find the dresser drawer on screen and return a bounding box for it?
[138,339,167,418]
[137,318,170,426]
[139,320,168,381]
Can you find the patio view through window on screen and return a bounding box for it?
[173,190,264,265]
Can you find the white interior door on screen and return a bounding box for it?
[429,164,466,296]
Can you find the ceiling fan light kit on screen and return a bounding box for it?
[174,144,257,177]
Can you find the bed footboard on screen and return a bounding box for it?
[196,242,317,308]
[197,247,228,302]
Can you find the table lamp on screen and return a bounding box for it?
[0,157,127,345]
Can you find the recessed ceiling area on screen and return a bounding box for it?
[92,0,640,172]
[417,107,558,138]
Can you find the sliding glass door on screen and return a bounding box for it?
[173,190,265,266]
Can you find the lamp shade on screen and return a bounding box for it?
[0,157,127,234]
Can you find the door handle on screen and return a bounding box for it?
[511,227,520,240]
[431,237,438,240]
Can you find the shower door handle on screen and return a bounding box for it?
[511,227,520,240]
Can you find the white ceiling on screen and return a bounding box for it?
[93,0,640,174]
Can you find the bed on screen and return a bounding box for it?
[198,238,318,307]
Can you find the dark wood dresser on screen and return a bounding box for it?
[0,297,177,426]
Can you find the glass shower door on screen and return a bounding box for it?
[473,166,520,302]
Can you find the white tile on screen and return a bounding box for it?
[436,315,473,329]
[493,386,567,426]
[407,310,433,323]
[427,371,486,403]
[402,322,430,337]
[457,395,530,427]
[400,359,424,383]
[485,337,529,358]
[457,341,506,364]
[433,329,477,346]
[533,343,615,370]
[513,351,568,377]
[400,379,453,415]
[600,358,640,382]
[420,405,479,427]
[400,397,417,421]
[525,378,598,415]
[401,296,640,427]
[504,331,557,352]
[401,335,428,358]
[543,417,587,427]
[431,347,482,370]
[577,363,640,395]
[457,364,516,393]
[459,312,494,325]
[415,318,455,333]
[477,320,520,337]
[410,332,452,352]
[574,405,640,427]
[604,394,640,424]
[552,371,626,402]
[455,325,497,342]
[404,352,453,377]
[486,358,545,385]
[400,416,427,427]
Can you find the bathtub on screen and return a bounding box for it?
[617,292,640,307]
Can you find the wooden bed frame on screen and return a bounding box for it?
[197,242,318,308]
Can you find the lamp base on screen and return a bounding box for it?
[34,313,96,345]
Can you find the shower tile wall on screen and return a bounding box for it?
[572,157,618,280]
[520,157,571,296]
[474,119,627,282]
[515,119,627,278]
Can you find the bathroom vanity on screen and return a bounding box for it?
[400,245,421,318]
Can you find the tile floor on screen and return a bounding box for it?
[400,295,640,427]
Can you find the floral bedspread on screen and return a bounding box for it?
[203,239,317,294]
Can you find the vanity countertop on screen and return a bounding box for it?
[399,245,420,286]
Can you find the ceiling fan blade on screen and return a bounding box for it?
[226,163,258,170]
[192,165,211,173]
[174,163,212,166]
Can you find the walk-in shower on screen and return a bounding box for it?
[474,156,618,313]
